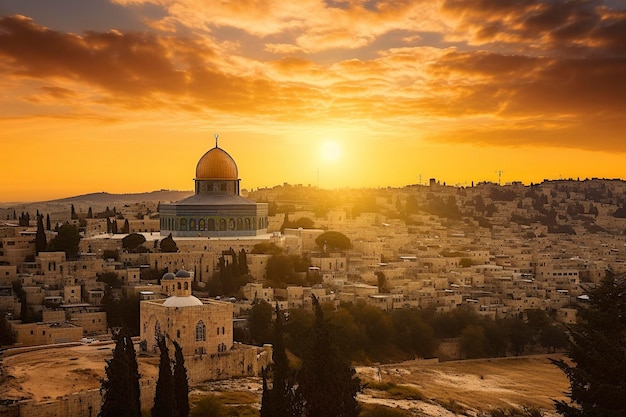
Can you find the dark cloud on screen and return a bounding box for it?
[442,0,626,55]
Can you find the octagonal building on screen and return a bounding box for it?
[159,139,269,237]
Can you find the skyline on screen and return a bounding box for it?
[1,0,625,202]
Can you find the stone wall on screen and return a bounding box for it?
[0,377,157,417]
[0,346,271,417]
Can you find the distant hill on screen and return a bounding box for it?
[48,190,193,204]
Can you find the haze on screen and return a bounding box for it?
[1,0,625,202]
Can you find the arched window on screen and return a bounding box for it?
[228,218,235,230]
[219,218,226,230]
[195,320,206,341]
[208,218,215,231]
[184,282,188,290]
[190,218,196,230]
[237,218,243,230]
[177,282,182,290]
[180,218,188,231]
[245,218,250,230]
[199,219,206,230]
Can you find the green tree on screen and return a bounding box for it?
[47,223,80,259]
[260,304,301,417]
[292,217,314,229]
[506,318,533,356]
[46,213,51,230]
[298,295,361,417]
[0,313,15,346]
[160,233,178,253]
[280,212,290,234]
[460,324,487,359]
[238,249,249,275]
[390,309,437,359]
[99,329,141,417]
[35,214,46,254]
[376,271,389,293]
[173,341,190,417]
[552,272,626,416]
[266,255,296,287]
[540,324,568,353]
[248,300,274,345]
[122,233,146,253]
[152,336,178,417]
[315,231,352,253]
[97,272,123,289]
[103,293,140,335]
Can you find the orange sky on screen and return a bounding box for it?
[1,0,625,202]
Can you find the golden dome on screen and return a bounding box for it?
[195,146,238,180]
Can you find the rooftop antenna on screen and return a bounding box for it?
[214,133,219,148]
[496,170,503,186]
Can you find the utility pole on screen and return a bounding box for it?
[496,170,503,186]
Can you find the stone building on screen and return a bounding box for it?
[140,270,232,355]
[139,269,269,382]
[159,137,269,237]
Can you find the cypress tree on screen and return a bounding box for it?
[552,271,626,416]
[239,249,249,275]
[71,204,77,220]
[46,213,51,231]
[260,304,301,417]
[35,215,47,254]
[99,330,141,417]
[298,295,360,417]
[87,207,93,218]
[173,341,190,417]
[152,336,178,417]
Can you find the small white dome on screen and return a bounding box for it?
[163,295,203,307]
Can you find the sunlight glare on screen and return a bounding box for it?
[320,140,342,162]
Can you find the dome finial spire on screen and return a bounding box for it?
[214,133,219,148]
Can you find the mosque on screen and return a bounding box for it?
[140,137,272,383]
[159,135,269,237]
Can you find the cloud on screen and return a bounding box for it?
[1,6,626,154]
[112,0,443,53]
[441,0,626,55]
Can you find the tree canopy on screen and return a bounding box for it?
[47,223,80,259]
[160,233,178,253]
[98,329,141,417]
[298,295,361,417]
[122,233,147,253]
[552,271,626,416]
[315,231,352,252]
[152,336,178,417]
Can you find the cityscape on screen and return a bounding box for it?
[1,1,625,417]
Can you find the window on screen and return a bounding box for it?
[195,320,206,341]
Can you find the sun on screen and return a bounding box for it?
[320,140,342,162]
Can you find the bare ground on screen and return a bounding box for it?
[1,344,569,416]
